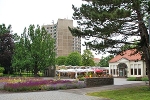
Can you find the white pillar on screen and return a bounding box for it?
[109,65,111,75]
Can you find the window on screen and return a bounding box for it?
[116,69,118,75]
[138,68,141,75]
[111,69,112,75]
[131,68,133,75]
[146,68,148,75]
[134,68,137,75]
[113,69,115,75]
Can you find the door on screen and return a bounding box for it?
[119,68,123,77]
[119,68,126,77]
[117,63,127,77]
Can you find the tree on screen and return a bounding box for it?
[98,55,114,67]
[0,24,15,74]
[12,34,32,73]
[69,0,150,86]
[65,52,82,66]
[56,56,67,65]
[82,49,95,66]
[12,25,56,76]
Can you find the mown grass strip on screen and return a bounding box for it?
[87,86,150,100]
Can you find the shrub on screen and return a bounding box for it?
[141,77,149,81]
[127,77,136,81]
[127,77,142,81]
[0,67,4,73]
[78,77,85,81]
[0,73,3,77]
[136,77,142,81]
[0,67,4,77]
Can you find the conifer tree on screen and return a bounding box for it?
[69,0,150,86]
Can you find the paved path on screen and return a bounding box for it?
[0,78,146,100]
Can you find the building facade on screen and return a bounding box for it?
[43,19,81,57]
[109,49,147,77]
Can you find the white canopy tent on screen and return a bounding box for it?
[56,68,94,79]
[56,68,94,73]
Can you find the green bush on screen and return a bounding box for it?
[135,77,142,81]
[0,73,3,76]
[141,77,149,81]
[0,67,4,73]
[79,77,85,81]
[127,77,137,81]
[0,67,4,76]
[127,77,143,81]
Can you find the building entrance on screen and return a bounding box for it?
[117,63,127,77]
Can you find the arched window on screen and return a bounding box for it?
[117,63,127,68]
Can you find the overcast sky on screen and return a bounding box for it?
[0,0,107,59]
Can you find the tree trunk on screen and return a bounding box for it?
[143,46,150,87]
[135,3,150,87]
[34,65,39,77]
[148,69,150,87]
[147,47,150,87]
[145,59,150,87]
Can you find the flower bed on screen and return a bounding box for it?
[0,77,86,92]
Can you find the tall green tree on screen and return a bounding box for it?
[98,55,114,67]
[65,52,82,66]
[69,0,150,86]
[56,56,67,65]
[12,25,56,76]
[0,24,15,74]
[12,33,32,72]
[82,49,95,66]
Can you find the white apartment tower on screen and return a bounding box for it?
[43,19,81,57]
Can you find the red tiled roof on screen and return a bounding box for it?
[109,49,141,63]
[93,58,100,63]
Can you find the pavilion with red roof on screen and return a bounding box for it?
[109,49,147,77]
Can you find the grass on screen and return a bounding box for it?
[87,86,150,100]
[3,72,43,77]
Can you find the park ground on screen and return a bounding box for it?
[0,78,146,100]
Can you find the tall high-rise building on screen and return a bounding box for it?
[43,19,81,57]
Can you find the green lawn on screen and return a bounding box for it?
[3,72,43,77]
[87,86,150,100]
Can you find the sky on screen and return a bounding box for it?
[0,0,108,59]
